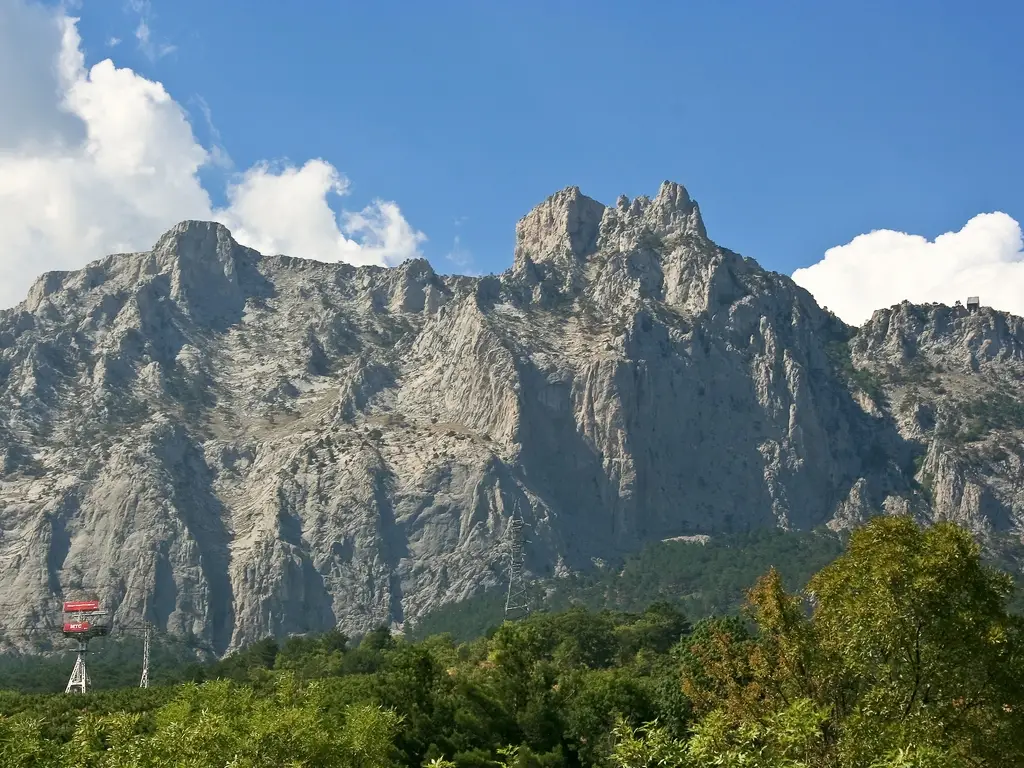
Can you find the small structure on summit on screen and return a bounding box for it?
[967,296,980,313]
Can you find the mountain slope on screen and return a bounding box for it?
[0,181,1020,652]
[848,302,1024,534]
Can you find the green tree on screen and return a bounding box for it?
[608,718,689,768]
[808,516,1024,765]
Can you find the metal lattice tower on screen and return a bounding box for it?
[504,500,530,621]
[61,599,109,694]
[139,621,151,689]
[65,641,90,694]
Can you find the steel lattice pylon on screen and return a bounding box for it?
[65,642,90,694]
[139,622,151,689]
[60,599,109,694]
[503,500,530,621]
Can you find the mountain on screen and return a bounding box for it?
[1,181,1021,653]
[849,302,1024,533]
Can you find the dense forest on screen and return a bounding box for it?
[410,526,1024,642]
[0,517,1023,766]
[4,527,1019,696]
[0,528,850,694]
[410,528,849,642]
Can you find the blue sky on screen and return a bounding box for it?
[73,0,1022,275]
[2,0,1022,321]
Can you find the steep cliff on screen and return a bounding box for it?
[850,302,1024,536]
[0,182,1019,652]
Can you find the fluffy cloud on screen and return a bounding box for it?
[0,0,425,310]
[792,213,1024,326]
[218,161,425,267]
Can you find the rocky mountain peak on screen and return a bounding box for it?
[650,180,707,236]
[510,182,711,308]
[153,219,235,255]
[599,181,707,244]
[854,300,1024,371]
[513,186,606,272]
[3,181,1024,653]
[146,220,255,327]
[396,257,436,278]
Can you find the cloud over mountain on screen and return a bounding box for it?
[793,212,1024,326]
[0,0,425,310]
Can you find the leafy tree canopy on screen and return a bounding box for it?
[0,517,1020,767]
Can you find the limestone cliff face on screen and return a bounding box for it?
[0,183,1018,652]
[850,302,1024,536]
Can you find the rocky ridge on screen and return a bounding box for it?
[0,181,1021,652]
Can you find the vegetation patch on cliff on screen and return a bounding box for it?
[824,337,887,405]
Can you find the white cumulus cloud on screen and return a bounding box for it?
[792,213,1024,326]
[0,0,425,310]
[217,160,425,267]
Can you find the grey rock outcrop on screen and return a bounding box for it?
[850,301,1024,536]
[0,184,1020,653]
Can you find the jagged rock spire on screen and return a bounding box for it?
[513,182,707,276]
[513,186,606,272]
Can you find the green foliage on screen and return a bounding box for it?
[0,634,210,694]
[0,605,694,768]
[1,519,1022,766]
[609,700,833,768]
[408,590,509,644]
[551,529,847,619]
[886,358,939,387]
[671,516,1024,767]
[808,518,1024,765]
[958,392,1024,441]
[609,717,689,768]
[930,392,1024,445]
[824,339,887,404]
[638,231,664,252]
[0,676,404,767]
[410,529,846,643]
[986,536,1024,617]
